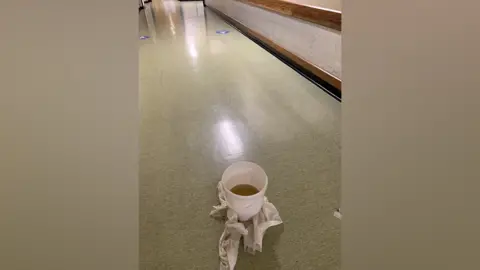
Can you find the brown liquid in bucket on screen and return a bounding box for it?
[230,184,259,196]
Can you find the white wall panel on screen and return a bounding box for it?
[206,0,342,79]
[288,0,341,11]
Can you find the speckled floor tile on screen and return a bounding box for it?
[139,1,341,269]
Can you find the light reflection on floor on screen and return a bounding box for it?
[139,1,340,269]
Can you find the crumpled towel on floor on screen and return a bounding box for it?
[210,181,283,270]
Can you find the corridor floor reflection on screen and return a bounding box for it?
[139,1,340,269]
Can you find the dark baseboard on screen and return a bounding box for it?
[206,5,341,101]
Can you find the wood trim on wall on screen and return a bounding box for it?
[207,5,342,91]
[236,0,341,31]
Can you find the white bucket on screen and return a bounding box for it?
[221,161,268,221]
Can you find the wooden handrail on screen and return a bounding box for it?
[207,4,342,91]
[236,0,341,31]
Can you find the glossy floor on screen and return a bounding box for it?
[139,1,341,269]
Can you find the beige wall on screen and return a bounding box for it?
[342,0,480,269]
[0,1,138,269]
[288,0,341,11]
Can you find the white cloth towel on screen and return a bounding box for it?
[210,182,282,270]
